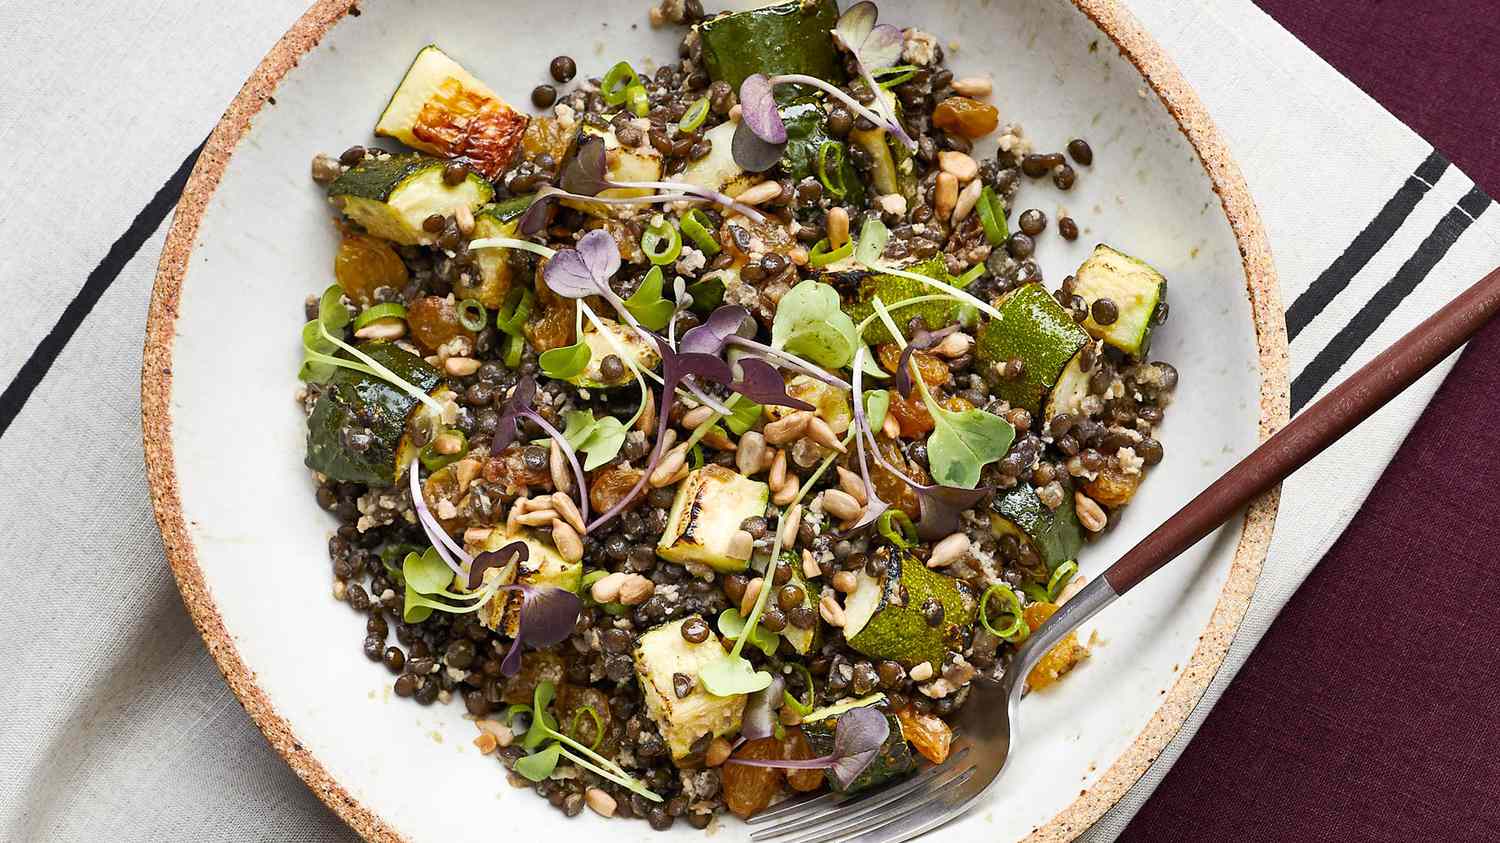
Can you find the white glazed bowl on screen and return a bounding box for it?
[143,1,1286,840]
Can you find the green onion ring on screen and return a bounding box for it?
[1047,560,1079,601]
[624,83,650,117]
[352,302,408,330]
[679,96,710,132]
[877,509,917,548]
[641,218,683,265]
[572,706,606,751]
[976,185,1009,246]
[874,64,919,88]
[980,584,1030,642]
[496,287,533,336]
[457,298,487,332]
[419,429,469,472]
[680,208,720,255]
[807,237,854,267]
[816,141,847,198]
[601,61,638,106]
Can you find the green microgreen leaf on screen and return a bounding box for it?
[723,397,764,435]
[558,410,629,471]
[523,682,559,750]
[864,389,890,430]
[699,655,775,697]
[770,280,860,369]
[539,341,590,380]
[623,266,675,330]
[921,397,1014,489]
[514,743,563,782]
[717,608,780,658]
[403,549,455,595]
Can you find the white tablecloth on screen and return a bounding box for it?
[1,1,1495,840]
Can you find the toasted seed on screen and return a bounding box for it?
[444,356,481,377]
[463,527,493,546]
[618,574,656,606]
[875,193,907,217]
[952,178,983,223]
[454,203,475,236]
[820,489,861,521]
[552,519,584,562]
[763,411,811,444]
[788,245,809,266]
[737,431,768,475]
[832,570,858,594]
[827,206,851,248]
[505,500,524,535]
[432,432,464,454]
[740,577,764,617]
[1075,491,1107,532]
[551,492,586,533]
[649,446,689,487]
[951,76,993,97]
[769,449,789,491]
[682,405,715,429]
[585,787,617,818]
[636,387,657,432]
[882,413,901,439]
[736,180,782,206]
[517,508,557,527]
[332,579,347,601]
[909,661,934,682]
[801,548,822,579]
[701,426,737,451]
[805,417,846,451]
[938,150,980,182]
[837,466,868,506]
[780,505,803,546]
[727,529,755,562]
[706,737,733,767]
[549,439,572,494]
[728,103,743,123]
[927,532,972,568]
[819,592,846,627]
[933,332,975,358]
[772,474,800,506]
[935,172,959,219]
[591,571,628,604]
[476,719,514,746]
[354,318,406,340]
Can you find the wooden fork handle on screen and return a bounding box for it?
[1105,266,1500,595]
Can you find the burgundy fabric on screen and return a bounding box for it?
[1121,3,1500,841]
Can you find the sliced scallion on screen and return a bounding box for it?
[1047,560,1079,601]
[624,83,650,117]
[976,185,1009,246]
[419,429,468,472]
[979,584,1030,642]
[874,64,919,88]
[679,96,710,132]
[457,298,487,331]
[352,302,407,330]
[877,509,917,548]
[641,217,683,265]
[571,705,605,751]
[680,208,720,255]
[816,141,847,198]
[601,61,639,106]
[808,237,854,267]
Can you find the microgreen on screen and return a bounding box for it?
[493,286,535,368]
[733,74,791,171]
[723,396,764,435]
[726,705,891,790]
[559,410,630,471]
[538,327,591,380]
[782,663,816,717]
[623,266,675,331]
[732,119,789,173]
[830,2,914,148]
[770,280,862,370]
[299,285,445,415]
[489,376,590,522]
[854,220,1004,321]
[717,608,781,658]
[512,681,663,799]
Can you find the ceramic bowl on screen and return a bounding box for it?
[143,1,1286,840]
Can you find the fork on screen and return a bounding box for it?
[747,266,1500,843]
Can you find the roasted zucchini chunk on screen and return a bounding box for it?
[562,127,665,217]
[678,120,760,198]
[657,465,770,572]
[476,529,583,635]
[800,694,915,793]
[328,153,494,246]
[1072,244,1169,358]
[975,282,1091,416]
[842,553,977,672]
[564,315,661,389]
[304,343,441,485]
[634,618,748,760]
[778,557,821,655]
[455,196,537,308]
[696,0,844,89]
[843,257,971,345]
[989,482,1083,574]
[375,45,528,180]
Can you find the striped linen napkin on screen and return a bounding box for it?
[0,1,1494,840]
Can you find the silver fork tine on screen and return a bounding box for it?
[777,764,977,843]
[745,792,839,825]
[748,746,973,839]
[814,773,982,843]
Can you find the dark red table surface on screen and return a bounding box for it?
[1121,2,1500,841]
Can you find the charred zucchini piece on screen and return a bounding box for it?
[779,99,865,211]
[801,694,915,793]
[974,283,1090,415]
[374,45,528,180]
[476,529,583,635]
[843,257,971,345]
[696,0,843,90]
[657,465,770,572]
[989,483,1083,573]
[1072,244,1169,358]
[678,120,759,198]
[565,316,660,389]
[329,153,493,246]
[634,618,748,760]
[304,343,441,486]
[779,560,821,655]
[842,553,977,672]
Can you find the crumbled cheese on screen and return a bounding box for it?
[876,193,908,216]
[1117,447,1144,475]
[901,28,940,66]
[676,247,707,275]
[918,677,956,698]
[553,102,577,128]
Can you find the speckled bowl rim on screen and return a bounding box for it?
[141,1,1288,840]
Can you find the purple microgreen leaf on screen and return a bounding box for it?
[913,485,989,542]
[740,675,786,741]
[561,137,611,196]
[728,337,853,392]
[576,228,622,286]
[518,187,560,235]
[467,540,529,590]
[860,24,904,70]
[833,1,878,53]
[543,249,605,299]
[490,376,538,456]
[729,357,815,410]
[826,707,890,789]
[848,346,893,531]
[738,74,787,143]
[731,121,789,173]
[894,324,959,399]
[511,585,585,649]
[681,305,755,356]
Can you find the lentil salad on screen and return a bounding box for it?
[300,0,1178,829]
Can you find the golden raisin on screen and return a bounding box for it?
[870,435,923,517]
[781,728,825,792]
[886,389,934,438]
[334,231,408,306]
[942,395,975,413]
[876,344,951,391]
[932,97,1000,140]
[723,737,784,819]
[895,706,953,764]
[1022,603,1088,690]
[589,465,646,514]
[524,270,576,353]
[407,295,476,354]
[520,115,575,162]
[483,446,551,493]
[1085,463,1142,508]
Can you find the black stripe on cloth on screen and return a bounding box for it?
[1285,150,1449,341]
[1289,184,1492,414]
[0,142,203,440]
